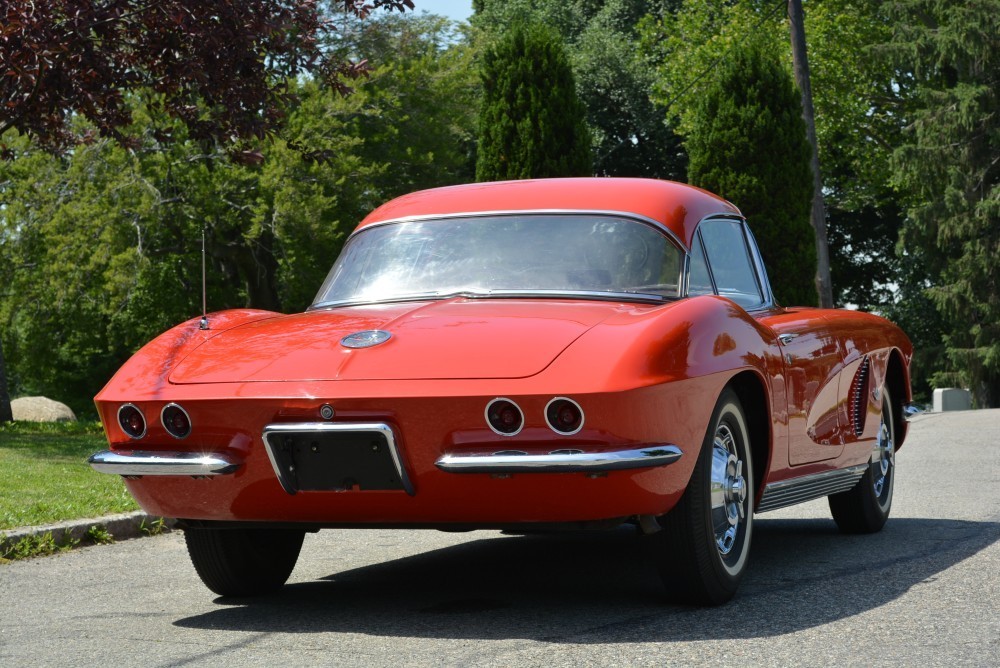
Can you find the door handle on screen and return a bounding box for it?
[778,333,798,345]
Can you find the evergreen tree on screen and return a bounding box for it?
[474,0,685,179]
[640,0,908,311]
[476,22,591,180]
[888,0,1000,407]
[685,36,816,306]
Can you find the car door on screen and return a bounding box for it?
[691,217,846,466]
[760,310,846,465]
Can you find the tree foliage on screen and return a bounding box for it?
[475,21,591,180]
[887,0,1000,407]
[685,34,816,306]
[0,0,414,156]
[474,0,685,178]
[0,13,477,416]
[639,0,907,309]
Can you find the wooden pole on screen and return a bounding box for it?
[788,0,833,308]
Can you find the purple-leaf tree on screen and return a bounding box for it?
[0,0,414,157]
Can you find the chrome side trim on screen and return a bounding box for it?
[756,465,867,513]
[88,450,239,476]
[435,445,682,473]
[261,422,413,496]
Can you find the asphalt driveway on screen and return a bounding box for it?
[2,409,998,667]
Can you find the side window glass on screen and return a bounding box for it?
[698,220,764,309]
[688,233,714,296]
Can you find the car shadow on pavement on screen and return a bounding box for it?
[174,516,999,642]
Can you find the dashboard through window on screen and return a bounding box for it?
[312,214,685,307]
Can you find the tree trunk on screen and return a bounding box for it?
[788,0,834,308]
[0,341,13,423]
[238,229,282,313]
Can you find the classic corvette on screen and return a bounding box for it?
[89,178,914,605]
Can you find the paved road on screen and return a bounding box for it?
[2,410,999,667]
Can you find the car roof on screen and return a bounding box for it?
[356,178,742,250]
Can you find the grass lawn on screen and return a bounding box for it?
[0,421,138,531]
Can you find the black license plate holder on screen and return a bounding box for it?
[278,430,406,493]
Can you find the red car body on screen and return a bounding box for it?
[91,178,913,603]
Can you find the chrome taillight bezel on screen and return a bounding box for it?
[544,397,585,435]
[161,403,193,439]
[117,403,147,440]
[485,397,525,437]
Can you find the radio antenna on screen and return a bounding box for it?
[199,227,210,330]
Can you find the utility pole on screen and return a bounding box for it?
[788,0,833,308]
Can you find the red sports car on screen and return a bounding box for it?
[90,178,914,605]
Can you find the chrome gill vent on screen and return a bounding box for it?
[850,355,871,437]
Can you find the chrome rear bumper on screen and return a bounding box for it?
[435,445,682,474]
[88,450,239,476]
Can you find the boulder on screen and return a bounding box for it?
[10,396,77,422]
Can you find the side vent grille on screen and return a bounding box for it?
[849,356,871,437]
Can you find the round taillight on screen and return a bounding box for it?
[485,398,524,436]
[118,404,147,439]
[161,403,192,439]
[545,397,584,435]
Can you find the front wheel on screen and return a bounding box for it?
[829,386,895,533]
[184,526,305,597]
[653,388,754,605]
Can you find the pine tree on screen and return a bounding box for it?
[476,22,592,181]
[473,0,686,179]
[685,36,816,307]
[889,0,1000,407]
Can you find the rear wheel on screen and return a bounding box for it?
[829,386,895,533]
[653,388,754,605]
[184,526,305,596]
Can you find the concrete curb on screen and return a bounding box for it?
[0,511,177,558]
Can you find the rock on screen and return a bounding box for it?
[10,396,77,422]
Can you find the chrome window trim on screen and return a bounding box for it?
[309,210,690,310]
[348,209,687,249]
[689,226,718,296]
[261,422,414,496]
[312,289,670,311]
[686,214,775,312]
[742,223,776,310]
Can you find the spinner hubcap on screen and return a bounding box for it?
[710,423,747,556]
[872,406,894,499]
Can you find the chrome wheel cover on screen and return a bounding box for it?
[871,400,895,504]
[710,423,748,557]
